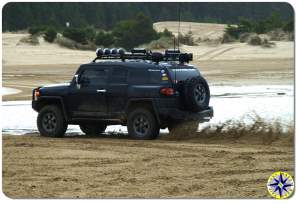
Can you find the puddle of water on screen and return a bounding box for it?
[1,87,22,96]
[1,85,294,135]
[210,85,293,98]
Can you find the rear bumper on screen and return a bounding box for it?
[158,106,214,122]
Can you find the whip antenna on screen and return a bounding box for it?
[177,2,181,49]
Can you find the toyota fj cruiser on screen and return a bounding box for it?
[32,48,213,139]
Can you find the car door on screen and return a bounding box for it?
[107,66,128,115]
[68,67,109,118]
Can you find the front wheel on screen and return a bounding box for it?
[37,105,68,137]
[79,124,107,135]
[127,108,159,140]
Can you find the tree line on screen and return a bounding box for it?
[29,13,173,50]
[225,12,294,39]
[3,2,293,31]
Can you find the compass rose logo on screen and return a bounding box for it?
[267,171,294,199]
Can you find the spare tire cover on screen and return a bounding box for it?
[183,76,210,112]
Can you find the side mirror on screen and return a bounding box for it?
[74,74,81,89]
[75,74,80,84]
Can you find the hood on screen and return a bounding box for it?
[42,83,70,88]
[39,82,70,96]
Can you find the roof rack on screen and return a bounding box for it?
[92,48,193,63]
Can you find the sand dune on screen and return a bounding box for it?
[2,33,95,66]
[153,21,226,40]
[2,22,293,67]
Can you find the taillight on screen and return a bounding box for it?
[160,87,175,96]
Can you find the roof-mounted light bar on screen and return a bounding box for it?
[93,48,193,63]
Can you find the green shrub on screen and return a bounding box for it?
[55,34,95,50]
[44,27,57,43]
[95,31,114,47]
[142,36,174,50]
[283,18,294,32]
[221,33,235,43]
[158,28,173,38]
[84,27,96,41]
[19,35,39,45]
[28,26,47,35]
[62,28,87,44]
[177,31,195,46]
[224,25,241,39]
[253,21,267,34]
[239,32,251,43]
[224,12,290,42]
[248,34,262,45]
[112,13,158,49]
[264,12,283,32]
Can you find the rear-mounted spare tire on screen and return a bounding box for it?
[183,76,210,112]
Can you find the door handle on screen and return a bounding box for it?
[96,89,106,93]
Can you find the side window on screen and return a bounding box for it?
[110,67,128,84]
[128,69,147,85]
[149,70,168,84]
[80,68,108,86]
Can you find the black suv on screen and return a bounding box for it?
[32,48,213,139]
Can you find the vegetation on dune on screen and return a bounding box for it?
[44,27,57,43]
[95,31,114,47]
[25,13,176,50]
[223,12,294,45]
[18,35,39,45]
[62,28,89,44]
[111,13,158,49]
[177,31,195,46]
[142,36,174,50]
[16,5,293,50]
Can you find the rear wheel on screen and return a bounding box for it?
[79,124,107,135]
[37,105,67,137]
[127,108,159,140]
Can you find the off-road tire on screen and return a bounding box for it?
[79,124,107,135]
[183,76,210,112]
[127,108,159,140]
[37,105,67,137]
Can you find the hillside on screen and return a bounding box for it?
[3,2,293,31]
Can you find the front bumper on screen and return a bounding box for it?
[158,106,214,122]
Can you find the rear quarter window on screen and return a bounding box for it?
[169,67,199,82]
[128,68,169,85]
[148,69,169,84]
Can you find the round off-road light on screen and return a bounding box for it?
[96,48,103,57]
[103,48,111,55]
[117,48,125,55]
[111,48,118,55]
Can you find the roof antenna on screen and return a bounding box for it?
[177,2,181,50]
[173,36,176,51]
